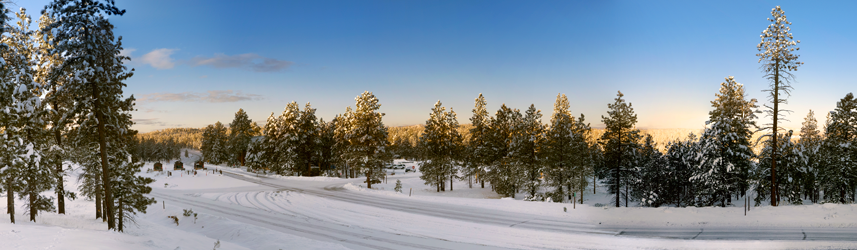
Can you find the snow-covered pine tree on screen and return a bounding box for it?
[202,122,230,165]
[632,134,667,207]
[343,91,389,188]
[466,94,490,188]
[317,118,337,176]
[419,101,450,191]
[44,0,130,229]
[797,110,822,203]
[544,94,593,203]
[516,104,544,200]
[487,104,522,198]
[276,102,301,174]
[227,108,254,167]
[599,91,642,207]
[0,3,20,224]
[418,101,463,192]
[757,6,803,206]
[444,108,463,191]
[333,110,354,178]
[34,11,74,215]
[111,138,155,232]
[295,103,319,175]
[693,76,757,207]
[818,93,857,204]
[663,133,700,207]
[1,8,56,223]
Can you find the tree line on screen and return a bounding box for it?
[0,0,153,231]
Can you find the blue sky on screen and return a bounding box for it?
[14,0,857,132]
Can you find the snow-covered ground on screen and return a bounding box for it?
[2,154,857,249]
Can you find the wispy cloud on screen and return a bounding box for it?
[138,90,264,103]
[140,48,178,69]
[133,118,167,126]
[190,53,293,72]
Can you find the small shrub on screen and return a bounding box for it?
[394,180,403,193]
[183,209,194,217]
[168,215,179,226]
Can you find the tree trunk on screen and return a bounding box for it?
[450,172,453,191]
[29,182,36,222]
[55,123,65,214]
[118,198,124,232]
[7,176,14,224]
[771,60,779,207]
[95,185,102,220]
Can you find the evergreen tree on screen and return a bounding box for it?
[797,110,822,203]
[1,8,55,222]
[516,104,544,199]
[295,103,319,175]
[45,0,130,229]
[342,91,389,188]
[757,6,803,206]
[202,122,229,165]
[544,94,593,203]
[34,11,74,215]
[227,108,253,167]
[466,94,490,189]
[663,133,700,207]
[633,134,666,207]
[818,93,857,203]
[486,104,522,198]
[418,101,462,192]
[694,76,757,207]
[599,91,641,207]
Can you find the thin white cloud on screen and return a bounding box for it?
[140,48,178,69]
[190,53,293,72]
[138,90,264,103]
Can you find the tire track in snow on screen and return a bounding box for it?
[151,190,503,250]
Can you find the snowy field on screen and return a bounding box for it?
[2,154,857,249]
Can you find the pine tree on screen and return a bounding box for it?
[295,103,319,175]
[694,76,757,207]
[797,110,822,203]
[633,134,666,207]
[1,8,56,222]
[487,104,522,198]
[418,101,462,192]
[45,0,130,229]
[818,93,857,204]
[599,91,641,207]
[34,11,74,215]
[516,104,544,199]
[342,91,389,188]
[228,108,253,167]
[544,94,593,203]
[757,6,803,206]
[663,133,699,207]
[466,94,490,189]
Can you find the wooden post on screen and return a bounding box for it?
[573,192,576,209]
[162,201,165,210]
[409,188,412,197]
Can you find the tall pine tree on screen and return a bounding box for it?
[757,6,803,206]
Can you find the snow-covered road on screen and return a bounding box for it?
[150,188,507,250]
[146,168,857,249]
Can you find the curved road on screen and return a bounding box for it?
[151,169,857,249]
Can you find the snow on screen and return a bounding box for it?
[3,155,856,249]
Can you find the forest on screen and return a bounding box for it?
[195,6,857,208]
[0,1,153,232]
